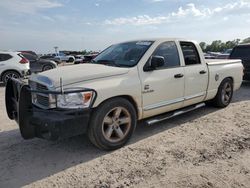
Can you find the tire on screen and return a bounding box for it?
[68,57,74,63]
[42,65,53,71]
[2,71,20,85]
[88,97,137,150]
[211,78,233,108]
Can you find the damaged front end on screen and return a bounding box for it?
[5,78,97,140]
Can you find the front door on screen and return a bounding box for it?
[140,41,185,118]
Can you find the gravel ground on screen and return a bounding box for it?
[0,82,249,188]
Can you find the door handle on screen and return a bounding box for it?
[199,70,207,74]
[174,74,184,78]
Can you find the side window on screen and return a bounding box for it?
[152,41,180,68]
[0,53,12,62]
[180,42,201,65]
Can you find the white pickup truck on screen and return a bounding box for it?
[6,38,243,150]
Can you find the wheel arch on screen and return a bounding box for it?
[222,76,234,89]
[43,64,53,70]
[93,95,139,119]
[0,69,21,81]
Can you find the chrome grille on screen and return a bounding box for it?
[36,83,48,91]
[30,81,51,109]
[36,94,50,107]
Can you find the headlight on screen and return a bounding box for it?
[57,89,94,109]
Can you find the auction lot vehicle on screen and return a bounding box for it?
[40,55,61,64]
[55,52,75,63]
[5,38,243,150]
[74,54,99,64]
[229,44,250,80]
[0,51,30,84]
[21,52,57,73]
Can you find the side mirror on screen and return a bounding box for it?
[144,56,165,71]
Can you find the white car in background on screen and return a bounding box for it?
[0,51,30,84]
[50,53,75,63]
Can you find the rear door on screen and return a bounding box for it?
[179,42,208,107]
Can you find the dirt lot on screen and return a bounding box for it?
[0,82,249,188]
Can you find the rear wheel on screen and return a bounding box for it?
[211,78,233,108]
[43,65,53,71]
[2,71,20,84]
[88,98,137,150]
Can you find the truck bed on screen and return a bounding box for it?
[205,58,242,100]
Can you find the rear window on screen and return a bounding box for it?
[230,46,250,59]
[22,53,37,61]
[0,53,12,61]
[180,42,201,65]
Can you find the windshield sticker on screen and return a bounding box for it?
[136,41,152,46]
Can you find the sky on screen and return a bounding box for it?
[0,0,250,53]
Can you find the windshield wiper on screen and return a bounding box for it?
[96,60,120,67]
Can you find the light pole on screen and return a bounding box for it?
[54,46,58,55]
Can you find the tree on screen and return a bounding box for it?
[199,42,206,52]
[200,38,242,52]
[242,37,250,44]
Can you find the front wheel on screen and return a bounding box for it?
[88,98,137,150]
[211,78,233,108]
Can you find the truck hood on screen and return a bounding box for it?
[30,63,129,88]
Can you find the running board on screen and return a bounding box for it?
[146,103,205,125]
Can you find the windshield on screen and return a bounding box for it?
[93,41,153,67]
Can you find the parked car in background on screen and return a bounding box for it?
[0,51,30,84]
[204,53,216,59]
[229,44,250,80]
[74,53,98,64]
[223,49,232,54]
[207,52,221,57]
[74,55,85,64]
[55,52,75,63]
[40,55,61,64]
[216,54,229,59]
[21,53,57,73]
[19,51,37,57]
[215,49,232,59]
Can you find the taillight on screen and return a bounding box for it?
[19,57,29,64]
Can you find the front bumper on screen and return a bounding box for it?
[20,69,31,78]
[30,108,91,140]
[5,78,93,140]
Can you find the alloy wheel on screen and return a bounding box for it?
[102,107,131,143]
[221,82,232,105]
[4,72,19,83]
